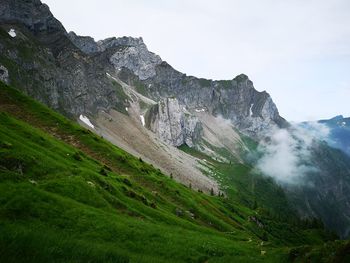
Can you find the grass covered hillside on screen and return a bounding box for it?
[0,81,347,262]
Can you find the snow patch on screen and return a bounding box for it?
[106,72,119,82]
[8,29,16,38]
[79,114,95,129]
[195,108,205,113]
[249,103,254,116]
[341,121,346,127]
[125,107,128,112]
[140,115,145,126]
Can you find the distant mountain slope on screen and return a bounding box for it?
[319,115,350,156]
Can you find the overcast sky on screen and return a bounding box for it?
[43,0,350,122]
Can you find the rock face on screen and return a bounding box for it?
[98,36,145,52]
[0,0,126,118]
[67,31,99,54]
[0,65,9,84]
[0,0,64,33]
[109,39,162,80]
[0,0,72,55]
[146,98,202,147]
[66,28,286,138]
[318,115,350,156]
[118,63,287,138]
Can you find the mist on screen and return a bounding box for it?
[256,122,330,185]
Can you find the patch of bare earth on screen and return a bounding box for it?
[90,108,219,194]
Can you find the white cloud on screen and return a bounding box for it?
[256,123,330,184]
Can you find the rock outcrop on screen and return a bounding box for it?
[0,0,125,118]
[146,98,202,147]
[0,0,65,33]
[67,31,100,54]
[109,38,162,80]
[0,65,9,84]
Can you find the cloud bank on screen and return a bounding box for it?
[256,122,330,184]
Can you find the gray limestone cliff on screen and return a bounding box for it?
[0,0,286,141]
[0,0,126,118]
[0,0,286,140]
[146,98,202,147]
[0,0,64,33]
[68,33,163,80]
[66,30,285,139]
[116,61,287,138]
[67,31,99,54]
[110,45,161,80]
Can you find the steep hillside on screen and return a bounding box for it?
[0,82,340,262]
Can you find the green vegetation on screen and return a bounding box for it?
[134,80,148,96]
[178,144,346,257]
[234,74,249,83]
[179,144,298,224]
[217,80,233,89]
[139,100,149,111]
[198,78,212,87]
[288,241,350,263]
[111,80,129,114]
[0,82,346,262]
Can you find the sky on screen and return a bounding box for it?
[43,0,350,122]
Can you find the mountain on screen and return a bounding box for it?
[0,0,350,261]
[0,0,287,191]
[0,0,286,135]
[319,115,350,156]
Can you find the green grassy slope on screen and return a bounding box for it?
[178,145,335,246]
[0,82,346,262]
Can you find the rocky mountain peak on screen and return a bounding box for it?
[68,31,99,54]
[68,32,148,53]
[97,36,146,51]
[233,73,249,82]
[0,0,65,34]
[68,32,162,80]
